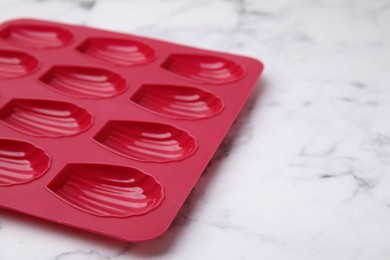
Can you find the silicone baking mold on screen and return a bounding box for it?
[0,18,263,241]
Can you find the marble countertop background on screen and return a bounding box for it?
[0,0,390,259]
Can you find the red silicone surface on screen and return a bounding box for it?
[0,18,263,241]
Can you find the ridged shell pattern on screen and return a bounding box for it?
[47,163,164,218]
[131,84,224,120]
[0,138,50,186]
[93,121,197,162]
[77,37,155,66]
[0,99,93,137]
[161,54,245,84]
[40,66,127,99]
[0,50,39,79]
[0,24,73,49]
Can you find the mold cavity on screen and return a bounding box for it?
[0,24,73,49]
[47,163,164,218]
[77,37,155,66]
[161,54,244,84]
[93,121,197,162]
[131,84,224,120]
[0,99,93,137]
[0,50,39,79]
[40,66,127,99]
[0,138,50,186]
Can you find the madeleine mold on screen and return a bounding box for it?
[93,121,197,162]
[0,18,263,242]
[0,24,73,49]
[131,84,224,120]
[47,164,164,218]
[0,138,50,186]
[40,66,128,99]
[0,99,93,137]
[161,54,245,84]
[0,49,39,79]
[77,37,156,66]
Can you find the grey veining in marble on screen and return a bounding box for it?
[0,0,390,259]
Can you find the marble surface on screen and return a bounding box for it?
[1,0,390,259]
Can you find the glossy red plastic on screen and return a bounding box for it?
[0,18,263,241]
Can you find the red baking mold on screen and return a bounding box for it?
[161,54,245,84]
[0,99,94,137]
[77,37,156,66]
[39,65,128,99]
[0,138,50,186]
[0,49,39,79]
[131,84,224,120]
[47,163,164,218]
[0,24,73,49]
[93,120,197,163]
[0,18,263,241]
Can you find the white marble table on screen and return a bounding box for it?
[1,0,390,259]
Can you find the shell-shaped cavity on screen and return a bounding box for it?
[93,121,197,162]
[161,54,244,84]
[39,66,127,99]
[131,84,224,120]
[0,24,73,49]
[0,99,93,137]
[0,138,50,186]
[47,163,164,218]
[0,50,39,79]
[77,37,155,66]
